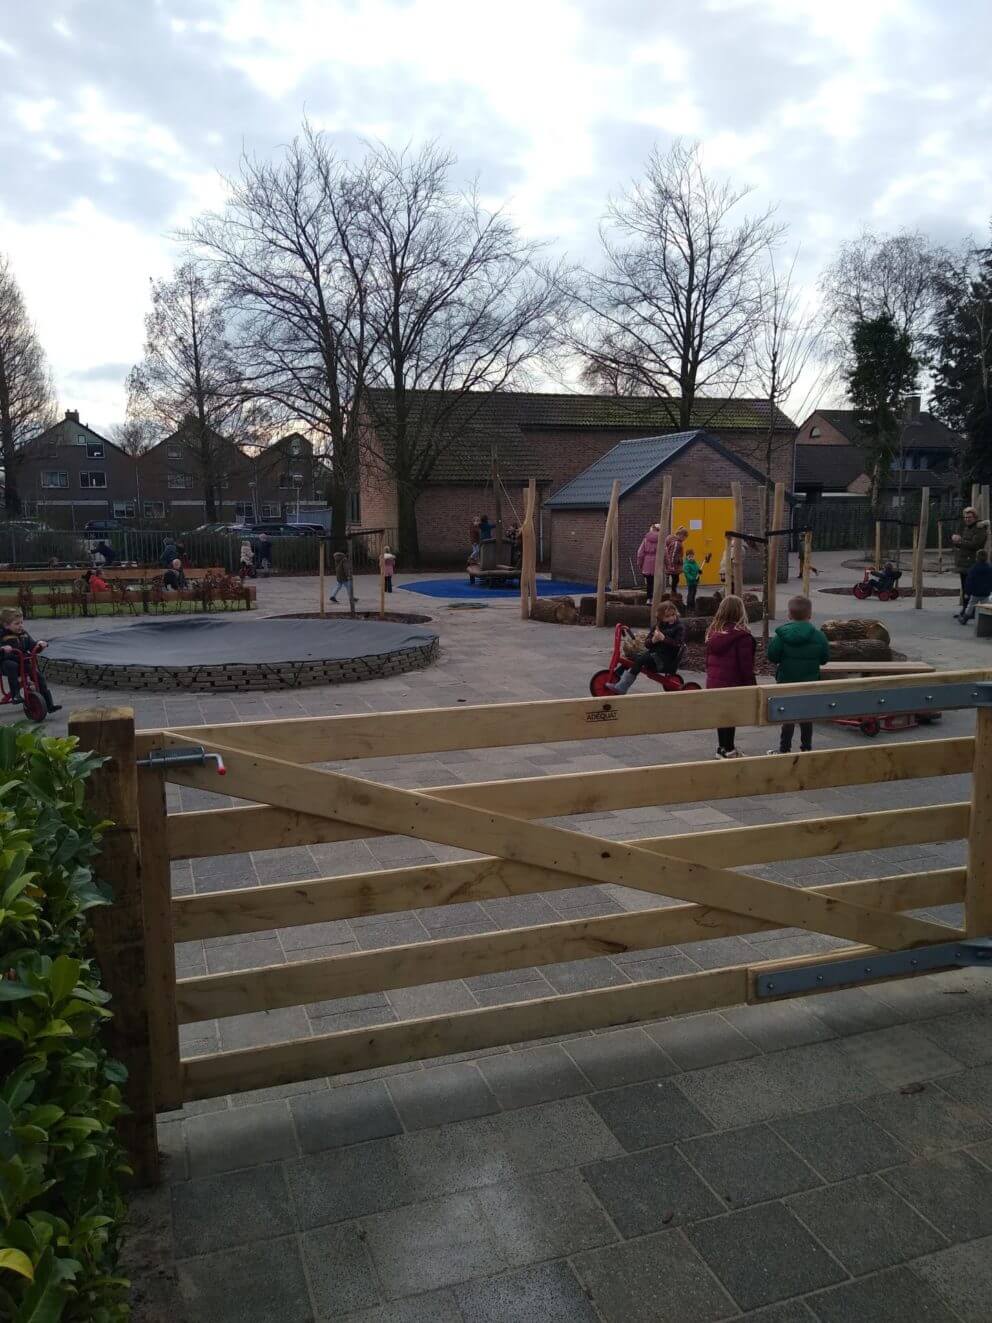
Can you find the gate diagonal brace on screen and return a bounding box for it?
[768,680,992,724]
[755,938,992,999]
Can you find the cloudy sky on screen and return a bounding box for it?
[2,0,990,432]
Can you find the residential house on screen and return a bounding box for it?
[795,397,962,511]
[358,389,795,565]
[15,411,138,526]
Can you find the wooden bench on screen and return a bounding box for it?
[0,566,227,584]
[820,660,936,678]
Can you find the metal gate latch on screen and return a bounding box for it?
[755,937,992,998]
[137,746,226,776]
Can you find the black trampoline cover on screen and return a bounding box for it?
[45,616,437,666]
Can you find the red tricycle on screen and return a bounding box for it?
[0,645,49,722]
[853,567,902,601]
[589,623,701,697]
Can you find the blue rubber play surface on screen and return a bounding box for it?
[400,577,594,600]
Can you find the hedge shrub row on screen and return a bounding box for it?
[0,723,129,1322]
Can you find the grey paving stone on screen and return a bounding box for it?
[231,1076,329,1108]
[285,1139,415,1227]
[156,1119,187,1180]
[806,1266,959,1322]
[353,916,430,949]
[841,1025,965,1090]
[218,1005,310,1051]
[771,1104,911,1182]
[915,1008,992,1065]
[493,1096,624,1174]
[290,1081,402,1153]
[364,1191,505,1297]
[171,1165,294,1257]
[678,935,762,970]
[475,1168,616,1265]
[395,1118,518,1199]
[177,1238,312,1323]
[588,1080,713,1151]
[582,1145,723,1236]
[680,1123,821,1208]
[645,1012,759,1070]
[803,986,907,1037]
[469,979,553,1007]
[938,1061,992,1117]
[304,990,390,1018]
[386,980,479,1020]
[787,1174,945,1275]
[300,1221,380,1316]
[185,1100,298,1177]
[912,1234,992,1322]
[478,1044,589,1109]
[387,1063,499,1130]
[883,1150,992,1241]
[454,1261,599,1322]
[675,1041,882,1128]
[565,1027,677,1089]
[744,1305,817,1322]
[204,937,284,974]
[329,1291,463,1323]
[687,1203,846,1312]
[859,1085,991,1155]
[572,1230,735,1323]
[278,918,355,951]
[540,956,631,993]
[723,1001,836,1053]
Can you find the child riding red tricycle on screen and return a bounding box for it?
[853,563,902,601]
[0,608,61,722]
[589,621,701,697]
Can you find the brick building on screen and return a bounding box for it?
[357,389,795,566]
[545,430,794,586]
[795,398,961,511]
[15,411,138,526]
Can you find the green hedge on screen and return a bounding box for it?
[0,724,129,1322]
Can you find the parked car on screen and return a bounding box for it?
[84,519,124,533]
[193,522,250,535]
[247,522,312,537]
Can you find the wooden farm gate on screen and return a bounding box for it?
[70,668,992,1183]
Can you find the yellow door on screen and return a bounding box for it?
[671,497,735,586]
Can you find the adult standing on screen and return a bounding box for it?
[664,526,688,595]
[635,523,660,599]
[159,537,178,567]
[951,506,989,605]
[256,531,273,574]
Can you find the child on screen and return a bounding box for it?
[163,559,188,591]
[382,546,396,593]
[869,561,900,595]
[957,549,992,623]
[681,549,702,611]
[607,602,686,694]
[82,568,109,594]
[704,594,756,758]
[0,609,61,713]
[329,551,355,604]
[766,594,829,754]
[238,541,255,580]
[635,523,660,600]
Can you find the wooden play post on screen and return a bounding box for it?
[520,479,537,620]
[611,506,620,594]
[68,708,161,1185]
[914,487,930,609]
[730,481,744,598]
[937,520,944,574]
[802,530,812,597]
[650,475,672,627]
[766,481,786,621]
[595,480,620,628]
[874,521,882,569]
[319,541,325,617]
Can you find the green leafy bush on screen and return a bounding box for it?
[0,723,130,1322]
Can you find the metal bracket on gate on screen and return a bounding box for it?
[755,938,992,999]
[137,746,226,776]
[767,681,992,723]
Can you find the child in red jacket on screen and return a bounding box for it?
[705,595,756,759]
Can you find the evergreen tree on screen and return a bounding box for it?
[930,241,992,485]
[845,313,919,511]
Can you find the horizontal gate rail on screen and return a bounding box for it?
[164,737,973,860]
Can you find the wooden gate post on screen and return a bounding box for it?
[595,480,620,628]
[520,479,537,621]
[68,708,159,1186]
[318,540,325,617]
[874,520,882,569]
[967,706,992,937]
[137,767,182,1114]
[766,481,786,620]
[914,487,930,609]
[802,530,812,597]
[730,480,744,598]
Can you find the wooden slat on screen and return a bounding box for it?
[172,803,970,941]
[165,736,974,860]
[175,867,966,1023]
[967,707,992,937]
[166,738,955,951]
[136,666,992,763]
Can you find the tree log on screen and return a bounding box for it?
[822,619,891,645]
[827,638,892,662]
[530,596,579,625]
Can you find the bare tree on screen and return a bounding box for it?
[818,228,949,371]
[127,261,249,521]
[747,249,825,638]
[186,126,376,536]
[360,143,570,561]
[573,140,782,428]
[0,255,57,516]
[107,417,162,457]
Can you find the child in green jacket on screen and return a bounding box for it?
[682,549,702,611]
[767,594,829,754]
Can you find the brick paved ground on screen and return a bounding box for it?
[14,555,992,1321]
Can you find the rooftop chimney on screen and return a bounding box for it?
[65,409,80,423]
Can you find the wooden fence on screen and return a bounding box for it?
[70,669,992,1183]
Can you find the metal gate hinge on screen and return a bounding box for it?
[755,937,992,998]
[137,746,226,776]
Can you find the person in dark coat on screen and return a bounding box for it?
[957,549,992,623]
[162,559,188,591]
[0,609,61,712]
[160,538,178,567]
[705,594,756,759]
[952,507,990,604]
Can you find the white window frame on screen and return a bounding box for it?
[167,471,193,489]
[41,470,69,489]
[261,502,281,519]
[144,500,165,519]
[86,441,105,459]
[80,470,107,489]
[112,501,135,519]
